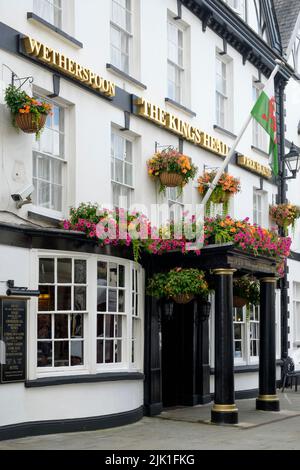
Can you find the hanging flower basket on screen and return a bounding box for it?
[198,171,241,215]
[270,204,300,231]
[233,296,247,309]
[172,293,195,304]
[146,268,210,305]
[159,172,184,188]
[233,278,260,308]
[147,148,197,193]
[4,85,52,139]
[15,112,47,135]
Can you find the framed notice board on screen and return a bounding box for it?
[0,298,26,383]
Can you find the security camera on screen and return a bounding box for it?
[11,184,34,209]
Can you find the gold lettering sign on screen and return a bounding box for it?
[237,155,272,179]
[23,36,116,98]
[135,98,229,158]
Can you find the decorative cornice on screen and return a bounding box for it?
[180,0,292,80]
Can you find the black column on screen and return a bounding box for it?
[211,269,238,425]
[256,277,280,412]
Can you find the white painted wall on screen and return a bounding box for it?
[0,381,143,427]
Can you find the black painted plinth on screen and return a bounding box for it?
[211,409,239,425]
[257,278,280,412]
[256,398,280,412]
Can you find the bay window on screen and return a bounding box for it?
[38,257,87,369]
[32,98,66,217]
[35,253,143,376]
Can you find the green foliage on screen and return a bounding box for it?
[233,278,260,306]
[69,203,100,225]
[147,268,210,300]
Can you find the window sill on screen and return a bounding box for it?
[165,98,196,118]
[27,12,83,48]
[25,372,145,388]
[213,125,237,139]
[251,145,269,158]
[106,64,147,90]
[28,210,62,227]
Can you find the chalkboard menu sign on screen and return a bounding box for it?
[0,299,26,383]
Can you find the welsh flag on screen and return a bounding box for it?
[251,81,278,175]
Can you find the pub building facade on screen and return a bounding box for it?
[0,0,299,437]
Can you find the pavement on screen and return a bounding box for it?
[1,390,300,450]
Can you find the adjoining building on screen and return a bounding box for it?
[0,0,299,439]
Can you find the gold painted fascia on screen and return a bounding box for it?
[212,404,238,412]
[237,155,272,179]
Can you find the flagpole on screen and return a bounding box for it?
[201,63,281,209]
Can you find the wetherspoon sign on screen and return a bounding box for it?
[21,36,116,98]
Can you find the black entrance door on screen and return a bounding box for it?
[161,302,199,407]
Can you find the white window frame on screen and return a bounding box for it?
[110,0,133,74]
[28,250,144,380]
[111,127,135,208]
[32,94,67,220]
[215,54,233,131]
[253,188,268,228]
[209,292,281,367]
[167,187,184,222]
[33,0,63,28]
[167,17,185,104]
[252,81,268,152]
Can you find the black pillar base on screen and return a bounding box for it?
[256,396,280,412]
[211,405,239,425]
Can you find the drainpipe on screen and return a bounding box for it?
[276,76,289,364]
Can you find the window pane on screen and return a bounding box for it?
[75,260,87,284]
[125,163,133,186]
[109,264,118,287]
[57,286,72,311]
[105,340,114,363]
[55,314,68,339]
[115,340,122,363]
[105,315,114,338]
[119,265,125,287]
[54,341,69,367]
[115,316,123,337]
[38,314,52,339]
[39,258,54,283]
[57,258,72,283]
[97,315,104,338]
[108,289,117,312]
[38,286,55,312]
[118,290,125,312]
[37,341,52,367]
[97,288,107,312]
[97,340,104,363]
[74,286,86,311]
[70,313,83,338]
[71,341,84,366]
[97,262,107,286]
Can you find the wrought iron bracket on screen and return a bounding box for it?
[12,72,34,90]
